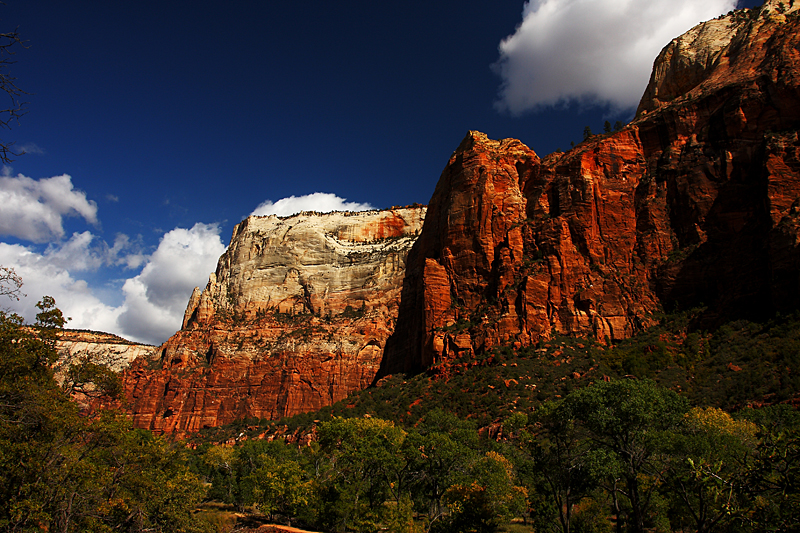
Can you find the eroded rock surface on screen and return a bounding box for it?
[55,330,157,373]
[380,3,800,375]
[121,208,425,434]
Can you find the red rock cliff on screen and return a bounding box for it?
[120,208,424,434]
[379,1,800,375]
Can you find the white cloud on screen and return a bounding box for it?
[42,231,105,272]
[107,234,147,269]
[0,239,122,334]
[19,143,45,155]
[35,231,145,273]
[494,0,739,114]
[251,192,374,217]
[114,223,226,344]
[0,172,98,242]
[0,223,226,345]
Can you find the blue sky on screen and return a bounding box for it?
[0,0,757,344]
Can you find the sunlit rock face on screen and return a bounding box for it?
[185,209,426,323]
[379,3,800,376]
[121,208,425,434]
[54,330,157,373]
[52,330,156,406]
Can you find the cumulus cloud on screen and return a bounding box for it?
[0,172,98,242]
[115,223,226,343]
[0,223,226,345]
[107,234,147,269]
[42,231,105,272]
[33,231,145,273]
[494,0,739,114]
[251,192,374,217]
[0,239,122,334]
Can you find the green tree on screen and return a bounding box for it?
[561,379,689,533]
[316,416,408,532]
[522,400,594,533]
[203,444,237,504]
[404,427,476,527]
[438,451,527,533]
[0,287,208,532]
[35,295,67,329]
[583,126,593,141]
[93,419,208,533]
[60,353,122,399]
[230,438,298,508]
[663,407,757,533]
[33,295,69,353]
[603,120,612,133]
[246,454,311,524]
[738,405,800,532]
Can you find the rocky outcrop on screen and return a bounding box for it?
[638,0,799,116]
[121,208,424,434]
[379,2,800,376]
[54,330,156,373]
[52,330,156,406]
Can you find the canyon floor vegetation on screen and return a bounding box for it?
[1,270,798,533]
[189,309,800,533]
[0,291,210,532]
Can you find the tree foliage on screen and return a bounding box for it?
[0,288,209,532]
[246,454,311,522]
[315,416,409,532]
[438,451,527,533]
[522,401,594,533]
[195,377,800,533]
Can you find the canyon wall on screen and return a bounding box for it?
[379,0,800,375]
[110,1,800,431]
[120,208,425,434]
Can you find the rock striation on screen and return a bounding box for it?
[54,329,156,374]
[120,208,425,434]
[379,1,800,376]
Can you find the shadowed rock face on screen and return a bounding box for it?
[120,208,424,434]
[379,2,800,376]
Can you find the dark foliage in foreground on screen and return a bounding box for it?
[192,381,798,533]
[188,310,800,532]
[0,299,212,533]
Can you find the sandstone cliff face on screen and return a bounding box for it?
[380,2,800,376]
[55,330,156,373]
[121,208,424,434]
[53,330,156,406]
